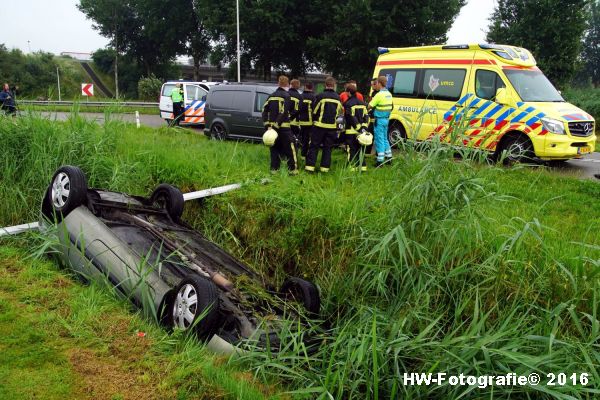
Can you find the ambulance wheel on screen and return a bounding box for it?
[500,134,535,165]
[211,122,227,140]
[388,122,406,148]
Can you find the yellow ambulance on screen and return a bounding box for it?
[373,44,596,161]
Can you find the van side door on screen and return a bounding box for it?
[420,68,469,142]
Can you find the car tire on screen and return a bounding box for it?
[280,277,320,316]
[500,135,535,165]
[150,184,184,220]
[210,122,227,140]
[47,165,88,220]
[172,275,221,338]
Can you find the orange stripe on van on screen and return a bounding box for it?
[377,59,496,66]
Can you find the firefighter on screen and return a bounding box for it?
[262,75,298,174]
[289,79,302,148]
[365,77,379,155]
[344,83,369,171]
[339,80,364,104]
[298,81,316,158]
[368,75,393,167]
[305,76,343,173]
[170,83,184,126]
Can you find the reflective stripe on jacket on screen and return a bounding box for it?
[369,88,393,112]
[299,91,316,126]
[262,87,292,129]
[313,88,343,129]
[288,88,301,126]
[344,96,369,134]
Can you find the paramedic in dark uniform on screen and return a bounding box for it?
[305,76,343,173]
[365,77,379,154]
[262,75,298,174]
[298,81,316,158]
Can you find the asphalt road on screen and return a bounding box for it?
[43,112,600,181]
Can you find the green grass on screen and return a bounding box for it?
[1,113,599,399]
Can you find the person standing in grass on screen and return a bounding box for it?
[305,76,343,173]
[298,82,316,159]
[289,79,302,149]
[368,76,393,167]
[344,84,369,171]
[262,75,298,174]
[0,83,17,116]
[170,83,184,126]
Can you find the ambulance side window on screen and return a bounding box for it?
[379,69,418,98]
[422,69,466,101]
[475,70,506,100]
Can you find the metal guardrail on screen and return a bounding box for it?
[19,100,158,108]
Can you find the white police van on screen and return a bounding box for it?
[159,81,223,126]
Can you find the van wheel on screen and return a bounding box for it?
[388,122,406,148]
[500,135,535,165]
[211,123,227,140]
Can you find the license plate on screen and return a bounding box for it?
[578,146,591,155]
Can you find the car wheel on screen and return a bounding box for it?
[150,184,184,220]
[501,135,535,165]
[280,277,320,316]
[47,165,88,220]
[172,275,221,337]
[388,121,405,148]
[211,122,227,140]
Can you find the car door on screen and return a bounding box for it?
[159,83,175,119]
[247,90,272,139]
[184,85,208,125]
[228,90,254,137]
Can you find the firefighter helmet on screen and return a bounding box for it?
[262,127,278,146]
[357,129,373,146]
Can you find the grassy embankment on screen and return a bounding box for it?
[0,112,599,399]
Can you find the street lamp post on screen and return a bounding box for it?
[236,0,241,83]
[56,66,61,101]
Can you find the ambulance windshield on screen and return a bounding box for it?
[504,69,564,102]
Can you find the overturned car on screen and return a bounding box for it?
[41,165,320,352]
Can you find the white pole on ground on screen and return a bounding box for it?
[236,0,241,83]
[135,111,141,128]
[0,222,40,238]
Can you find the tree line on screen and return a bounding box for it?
[79,0,600,92]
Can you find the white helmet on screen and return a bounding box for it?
[262,127,278,146]
[357,130,373,146]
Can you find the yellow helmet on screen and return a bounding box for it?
[262,127,278,146]
[357,130,373,146]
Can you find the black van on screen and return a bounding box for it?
[203,83,277,141]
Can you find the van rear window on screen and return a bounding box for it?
[422,69,466,101]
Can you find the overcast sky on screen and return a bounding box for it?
[1,0,496,55]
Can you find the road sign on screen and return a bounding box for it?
[81,83,94,97]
